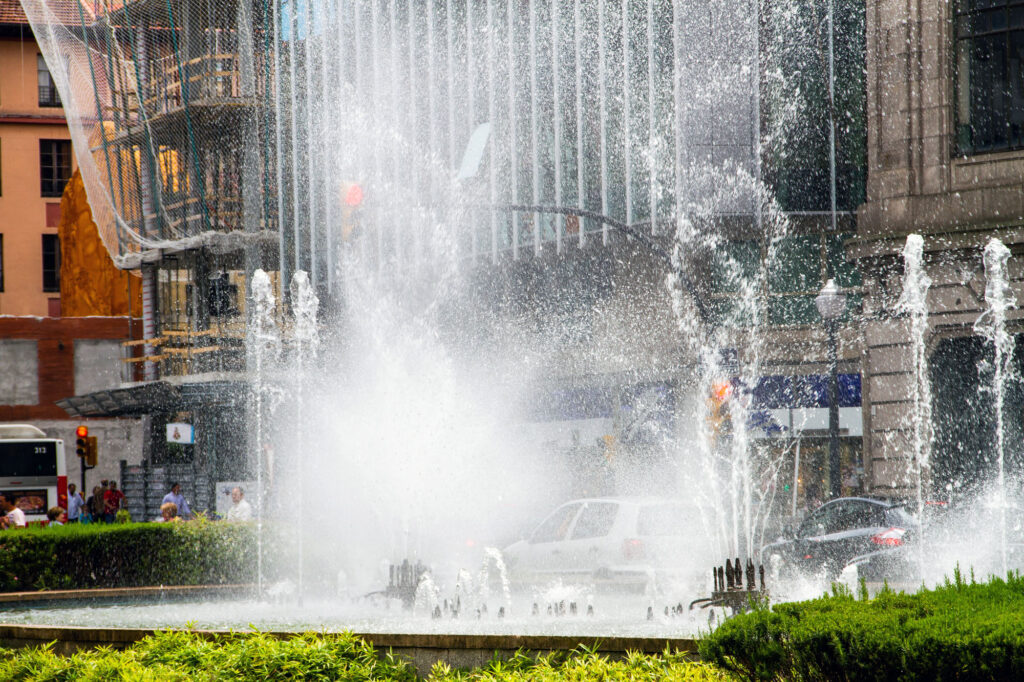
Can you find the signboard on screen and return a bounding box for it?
[166,423,194,444]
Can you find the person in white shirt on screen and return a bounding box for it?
[67,484,85,523]
[225,487,253,522]
[0,492,26,529]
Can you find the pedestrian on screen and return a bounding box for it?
[225,486,253,522]
[66,483,84,523]
[157,502,181,523]
[46,507,66,526]
[86,485,105,522]
[0,492,26,529]
[161,483,192,519]
[103,481,125,523]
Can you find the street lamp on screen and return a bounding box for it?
[815,279,846,499]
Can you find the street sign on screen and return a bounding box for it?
[166,423,194,444]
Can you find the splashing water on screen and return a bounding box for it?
[249,269,280,596]
[974,239,1018,575]
[897,234,932,579]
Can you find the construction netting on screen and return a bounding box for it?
[22,0,864,291]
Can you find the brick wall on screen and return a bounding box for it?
[0,316,137,419]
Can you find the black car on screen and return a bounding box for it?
[761,496,918,580]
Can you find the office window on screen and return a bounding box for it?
[956,0,1024,153]
[40,140,71,197]
[37,55,61,107]
[42,234,60,292]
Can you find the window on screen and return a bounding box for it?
[571,503,619,539]
[37,55,61,107]
[529,503,581,544]
[40,140,71,197]
[42,234,60,292]
[956,0,1024,153]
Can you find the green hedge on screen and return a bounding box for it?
[0,632,728,681]
[0,520,255,591]
[699,570,1024,681]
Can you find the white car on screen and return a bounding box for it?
[502,497,712,592]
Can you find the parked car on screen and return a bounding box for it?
[502,497,712,592]
[761,496,919,581]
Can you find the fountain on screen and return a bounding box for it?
[897,234,932,580]
[11,0,1024,643]
[974,239,1018,575]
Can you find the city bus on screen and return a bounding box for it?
[0,424,67,522]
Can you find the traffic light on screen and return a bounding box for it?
[75,425,89,458]
[707,380,734,439]
[75,426,98,467]
[85,436,98,467]
[340,181,364,240]
[602,434,616,462]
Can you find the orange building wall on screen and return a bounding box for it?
[0,35,74,316]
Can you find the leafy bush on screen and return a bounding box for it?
[0,631,417,681]
[0,519,255,591]
[0,633,728,681]
[699,571,1024,681]
[430,647,731,681]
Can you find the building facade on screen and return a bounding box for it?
[852,0,1024,497]
[0,0,144,493]
[25,0,1024,514]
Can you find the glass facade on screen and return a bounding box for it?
[269,0,866,275]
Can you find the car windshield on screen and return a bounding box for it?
[636,503,689,536]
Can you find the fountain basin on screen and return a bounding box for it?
[0,588,700,675]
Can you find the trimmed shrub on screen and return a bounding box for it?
[699,572,1024,681]
[0,519,255,591]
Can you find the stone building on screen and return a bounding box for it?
[853,0,1024,497]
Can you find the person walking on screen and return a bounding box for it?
[66,483,84,523]
[103,481,125,523]
[87,485,105,523]
[162,483,192,519]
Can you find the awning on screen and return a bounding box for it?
[56,380,247,418]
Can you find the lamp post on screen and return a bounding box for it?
[815,279,846,499]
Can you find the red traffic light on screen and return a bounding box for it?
[75,425,88,438]
[343,183,364,207]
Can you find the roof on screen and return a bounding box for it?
[0,0,95,28]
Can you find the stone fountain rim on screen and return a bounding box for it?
[0,585,700,655]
